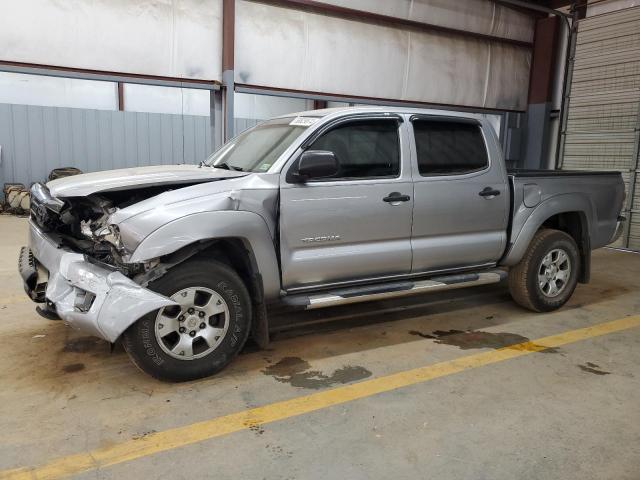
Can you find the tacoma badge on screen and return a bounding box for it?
[301,235,341,243]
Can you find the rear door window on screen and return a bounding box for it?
[413,120,488,176]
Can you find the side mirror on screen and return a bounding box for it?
[294,150,339,182]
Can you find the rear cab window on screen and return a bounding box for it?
[412,119,488,176]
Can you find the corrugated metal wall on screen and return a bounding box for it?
[0,103,215,188]
[561,6,640,250]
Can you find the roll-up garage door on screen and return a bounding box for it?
[561,6,640,250]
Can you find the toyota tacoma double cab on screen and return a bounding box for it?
[19,107,626,381]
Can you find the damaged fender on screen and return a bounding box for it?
[128,210,281,300]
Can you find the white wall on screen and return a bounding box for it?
[234,93,313,120]
[0,0,223,81]
[124,84,211,116]
[0,72,118,110]
[0,72,214,115]
[235,1,532,111]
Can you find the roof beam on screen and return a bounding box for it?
[0,60,221,89]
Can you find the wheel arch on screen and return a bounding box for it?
[502,194,593,283]
[129,210,280,297]
[128,211,281,348]
[540,211,590,283]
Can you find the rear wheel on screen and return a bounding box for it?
[122,258,252,382]
[508,229,580,312]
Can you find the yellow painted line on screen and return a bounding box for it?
[2,315,640,480]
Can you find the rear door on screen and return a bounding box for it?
[409,117,509,272]
[279,116,413,290]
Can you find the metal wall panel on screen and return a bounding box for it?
[0,0,223,82]
[313,0,535,42]
[235,0,532,111]
[561,6,640,250]
[234,118,260,134]
[0,103,215,188]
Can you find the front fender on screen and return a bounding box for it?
[502,193,594,266]
[129,210,281,299]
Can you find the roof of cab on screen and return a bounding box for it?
[278,105,482,120]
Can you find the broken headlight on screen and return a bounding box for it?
[94,224,123,251]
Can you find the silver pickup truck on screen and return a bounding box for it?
[19,107,625,381]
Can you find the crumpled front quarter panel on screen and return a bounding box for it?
[114,174,280,252]
[128,210,282,299]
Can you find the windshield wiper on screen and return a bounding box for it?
[211,162,244,172]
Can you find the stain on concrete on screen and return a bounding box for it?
[132,430,157,440]
[409,329,560,353]
[408,330,436,339]
[263,356,372,389]
[248,424,265,435]
[266,443,293,458]
[599,287,629,297]
[62,363,85,373]
[62,336,103,353]
[578,362,611,375]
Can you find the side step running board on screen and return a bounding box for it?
[282,270,507,310]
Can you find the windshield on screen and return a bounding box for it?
[203,117,317,172]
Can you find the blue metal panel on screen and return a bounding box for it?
[0,104,16,184]
[111,111,126,171]
[70,109,85,172]
[171,115,185,166]
[42,107,60,178]
[56,108,73,172]
[148,114,162,166]
[84,109,99,173]
[182,115,196,164]
[0,103,217,188]
[27,106,46,182]
[160,115,173,165]
[11,105,30,185]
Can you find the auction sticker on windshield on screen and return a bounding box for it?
[289,117,319,127]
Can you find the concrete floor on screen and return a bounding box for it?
[0,214,639,479]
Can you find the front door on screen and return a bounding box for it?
[279,117,413,290]
[409,117,509,272]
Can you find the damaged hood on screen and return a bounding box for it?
[47,164,248,198]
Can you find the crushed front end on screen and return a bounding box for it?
[19,183,176,342]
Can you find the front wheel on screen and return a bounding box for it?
[122,258,252,382]
[508,229,580,312]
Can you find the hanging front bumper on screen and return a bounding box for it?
[20,221,176,342]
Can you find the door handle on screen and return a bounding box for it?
[479,187,501,198]
[383,192,411,203]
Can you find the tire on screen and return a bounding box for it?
[508,229,580,312]
[122,258,252,382]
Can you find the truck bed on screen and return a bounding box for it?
[506,168,624,255]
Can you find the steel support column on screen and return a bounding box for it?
[556,5,580,168]
[522,16,561,169]
[222,0,235,141]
